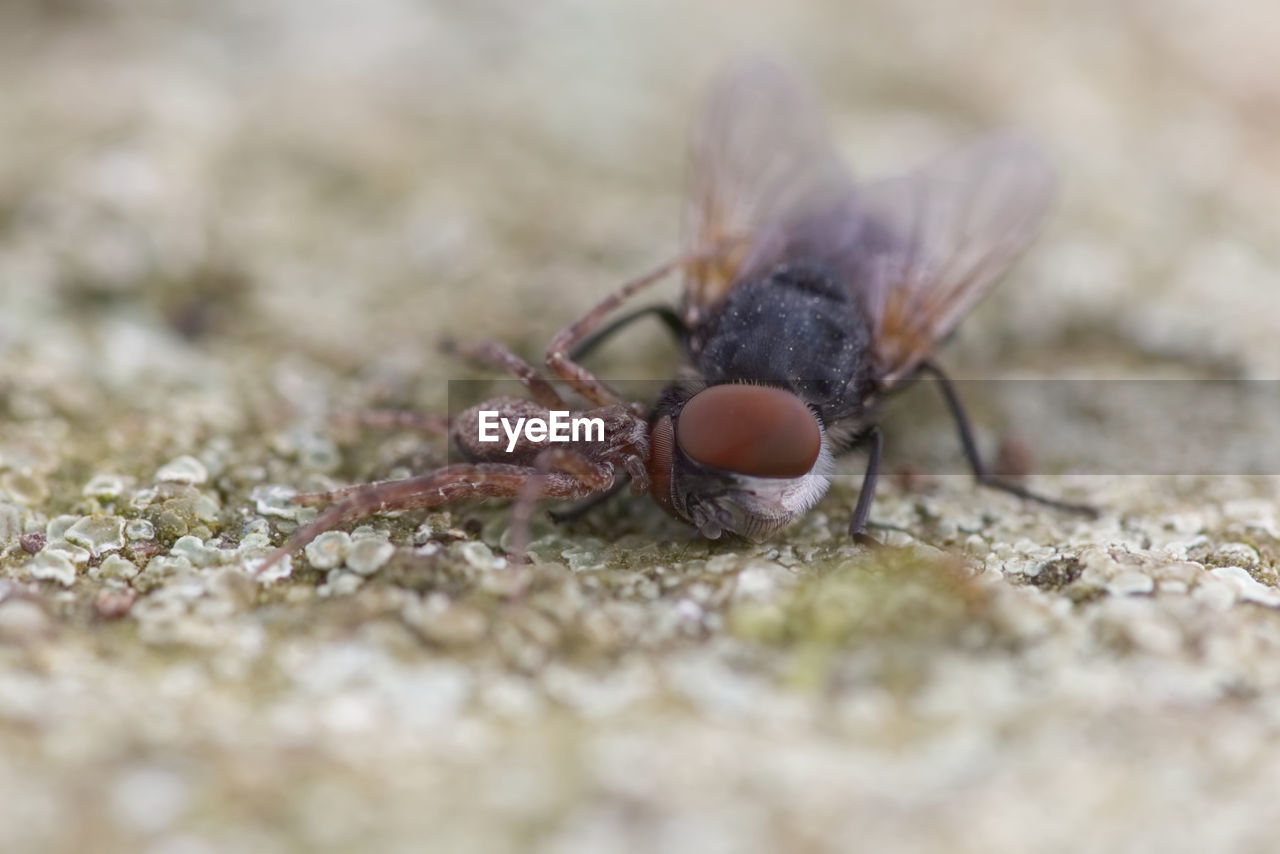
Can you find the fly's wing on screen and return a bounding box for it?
[851,135,1056,390]
[684,63,1055,392]
[682,59,854,327]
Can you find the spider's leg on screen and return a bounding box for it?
[444,339,566,410]
[507,447,614,564]
[253,462,595,576]
[545,255,693,406]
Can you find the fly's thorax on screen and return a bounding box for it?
[646,381,834,542]
[687,260,877,420]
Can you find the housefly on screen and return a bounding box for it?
[255,59,1093,575]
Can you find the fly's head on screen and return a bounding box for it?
[646,382,834,542]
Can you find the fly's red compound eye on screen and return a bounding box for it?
[676,384,821,478]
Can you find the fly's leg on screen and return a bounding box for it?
[253,462,597,577]
[848,426,884,545]
[567,304,687,362]
[920,360,1098,517]
[545,255,694,406]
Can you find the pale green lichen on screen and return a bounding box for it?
[124,519,155,541]
[155,455,209,486]
[170,535,222,568]
[304,530,351,570]
[0,470,48,505]
[96,554,140,581]
[346,538,395,576]
[64,515,126,557]
[44,540,90,564]
[82,473,128,499]
[27,550,76,586]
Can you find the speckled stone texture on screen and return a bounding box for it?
[1,1,1279,852]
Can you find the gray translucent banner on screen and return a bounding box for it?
[442,378,1276,476]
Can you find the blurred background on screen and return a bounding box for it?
[2,1,1280,852]
[3,0,1278,382]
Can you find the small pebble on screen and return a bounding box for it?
[243,517,271,537]
[94,587,138,619]
[170,535,220,568]
[156,455,209,485]
[251,553,292,583]
[323,569,364,596]
[19,532,46,554]
[28,551,77,586]
[45,540,91,564]
[345,538,395,576]
[237,531,273,553]
[190,493,220,524]
[99,554,140,581]
[414,514,452,543]
[252,485,302,519]
[562,546,605,573]
[304,530,351,570]
[46,515,78,540]
[125,519,156,541]
[460,541,506,571]
[83,473,127,499]
[1210,566,1280,608]
[127,541,163,562]
[130,488,158,510]
[1107,570,1155,597]
[140,555,195,581]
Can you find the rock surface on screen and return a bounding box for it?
[1,1,1279,852]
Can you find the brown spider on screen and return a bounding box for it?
[254,258,691,575]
